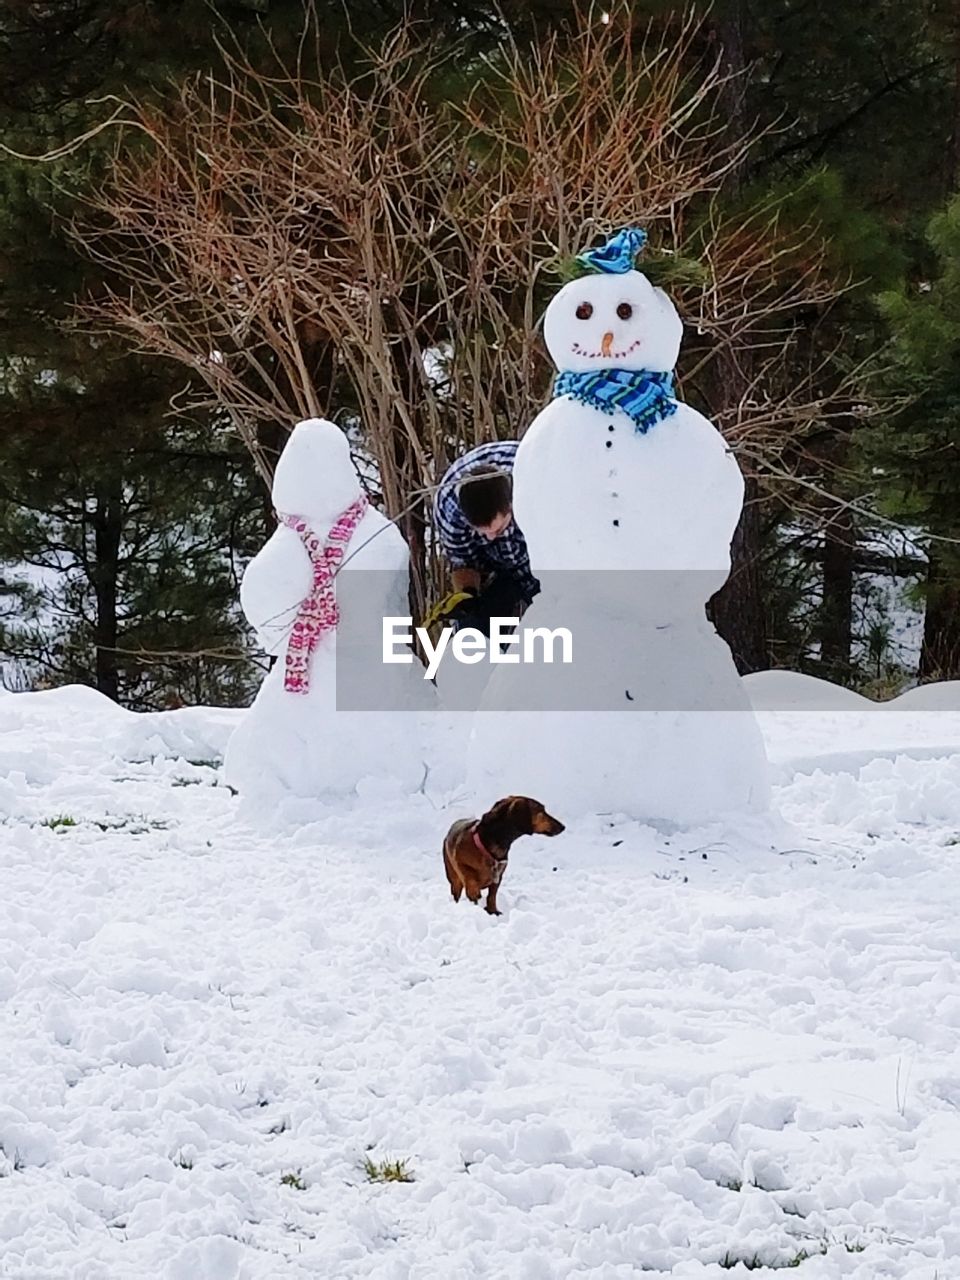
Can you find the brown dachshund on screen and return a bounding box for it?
[443,796,565,915]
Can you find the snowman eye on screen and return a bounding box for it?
[575,301,593,320]
[617,302,633,320]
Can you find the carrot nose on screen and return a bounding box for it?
[601,331,614,357]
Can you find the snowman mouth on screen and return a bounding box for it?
[572,338,643,360]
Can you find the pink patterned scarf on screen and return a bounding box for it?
[279,494,369,695]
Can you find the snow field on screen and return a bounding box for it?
[1,690,960,1276]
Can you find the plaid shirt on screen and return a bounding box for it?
[433,441,539,604]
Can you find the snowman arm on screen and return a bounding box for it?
[240,528,313,654]
[671,406,745,534]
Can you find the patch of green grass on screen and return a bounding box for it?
[127,815,170,832]
[363,1156,414,1184]
[280,1170,306,1190]
[37,813,170,834]
[720,1245,824,1270]
[92,815,170,833]
[719,1221,871,1270]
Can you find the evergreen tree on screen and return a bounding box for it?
[0,2,297,703]
[0,323,265,705]
[867,196,960,679]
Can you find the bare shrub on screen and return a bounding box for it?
[73,6,863,617]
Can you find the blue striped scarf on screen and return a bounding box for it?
[553,367,677,434]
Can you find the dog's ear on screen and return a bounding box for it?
[485,795,532,835]
[506,795,542,835]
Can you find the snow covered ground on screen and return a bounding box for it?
[2,685,960,1278]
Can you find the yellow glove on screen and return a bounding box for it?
[421,590,475,634]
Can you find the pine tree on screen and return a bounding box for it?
[0,2,298,703]
[867,196,960,679]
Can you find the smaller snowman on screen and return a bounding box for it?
[224,418,436,803]
[469,229,770,824]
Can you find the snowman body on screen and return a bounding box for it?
[513,395,743,617]
[224,418,436,802]
[468,267,769,824]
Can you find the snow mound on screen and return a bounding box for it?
[746,669,960,714]
[0,685,134,789]
[744,669,875,712]
[888,681,960,711]
[114,706,243,765]
[746,671,960,778]
[0,683,133,725]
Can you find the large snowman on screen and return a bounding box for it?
[224,418,436,803]
[468,228,770,824]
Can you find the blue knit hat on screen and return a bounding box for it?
[575,227,647,275]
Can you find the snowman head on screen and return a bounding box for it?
[272,418,362,524]
[544,269,683,376]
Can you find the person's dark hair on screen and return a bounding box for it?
[457,464,512,528]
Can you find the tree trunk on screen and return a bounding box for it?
[919,552,960,680]
[712,1,748,154]
[949,6,960,193]
[926,11,960,678]
[820,506,855,683]
[91,478,123,702]
[709,475,768,673]
[704,2,770,672]
[391,409,429,625]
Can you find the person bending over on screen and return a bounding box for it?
[432,440,539,635]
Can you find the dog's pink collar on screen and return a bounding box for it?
[472,825,507,868]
